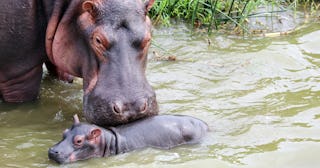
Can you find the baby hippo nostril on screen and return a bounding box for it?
[48,148,60,159]
[49,148,58,154]
[112,102,123,114]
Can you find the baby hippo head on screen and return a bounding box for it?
[48,116,104,164]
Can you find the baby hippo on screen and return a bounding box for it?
[48,115,208,164]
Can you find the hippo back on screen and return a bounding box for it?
[111,115,208,152]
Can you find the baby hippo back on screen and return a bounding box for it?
[111,115,209,152]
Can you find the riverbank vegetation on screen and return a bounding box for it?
[149,0,320,34]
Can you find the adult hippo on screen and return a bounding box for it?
[0,0,158,126]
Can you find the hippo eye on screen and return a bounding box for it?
[93,34,109,49]
[95,37,102,44]
[74,135,85,147]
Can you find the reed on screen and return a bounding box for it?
[149,0,319,33]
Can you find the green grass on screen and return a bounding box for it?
[149,0,319,33]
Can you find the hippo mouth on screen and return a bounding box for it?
[83,94,159,126]
[48,149,91,164]
[48,149,69,164]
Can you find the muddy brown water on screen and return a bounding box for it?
[1,22,320,168]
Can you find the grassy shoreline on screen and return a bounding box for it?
[149,0,320,33]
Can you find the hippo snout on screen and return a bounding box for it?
[48,147,58,159]
[84,91,158,126]
[48,147,68,164]
[111,98,148,114]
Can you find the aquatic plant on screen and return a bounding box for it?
[149,0,319,33]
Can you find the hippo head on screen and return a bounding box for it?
[48,115,105,164]
[46,0,158,126]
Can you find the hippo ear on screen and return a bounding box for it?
[82,1,98,17]
[73,114,80,124]
[88,128,101,140]
[46,0,86,77]
[145,0,155,11]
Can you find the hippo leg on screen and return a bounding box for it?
[45,61,73,83]
[0,65,43,103]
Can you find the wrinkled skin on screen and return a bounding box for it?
[0,0,158,126]
[48,115,209,164]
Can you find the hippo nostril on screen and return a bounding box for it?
[112,102,123,114]
[139,99,148,113]
[49,148,59,155]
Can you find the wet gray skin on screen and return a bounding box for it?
[0,0,159,126]
[48,115,208,164]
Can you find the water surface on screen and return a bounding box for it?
[1,22,320,168]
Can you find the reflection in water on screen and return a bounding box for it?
[0,23,320,167]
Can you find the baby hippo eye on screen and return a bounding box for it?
[74,135,85,147]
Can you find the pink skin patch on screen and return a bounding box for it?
[85,72,98,95]
[69,153,76,163]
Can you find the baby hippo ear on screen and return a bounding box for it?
[88,128,101,140]
[73,114,80,124]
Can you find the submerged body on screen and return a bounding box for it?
[0,0,158,126]
[48,115,209,164]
